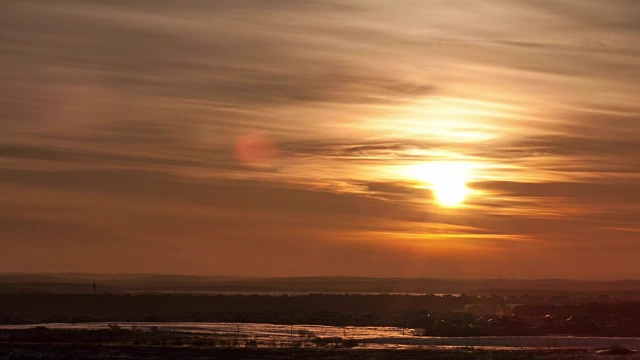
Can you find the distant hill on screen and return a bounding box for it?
[1,274,640,295]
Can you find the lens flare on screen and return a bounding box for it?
[233,133,277,168]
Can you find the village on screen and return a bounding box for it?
[419,292,640,337]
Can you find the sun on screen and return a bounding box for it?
[431,173,468,207]
[404,162,471,207]
[428,162,470,207]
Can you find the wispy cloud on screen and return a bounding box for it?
[2,0,640,277]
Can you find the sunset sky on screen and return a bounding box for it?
[2,0,640,279]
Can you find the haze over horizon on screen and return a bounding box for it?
[3,272,640,282]
[2,1,640,279]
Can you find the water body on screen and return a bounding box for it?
[2,322,640,350]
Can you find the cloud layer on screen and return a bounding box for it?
[2,0,640,278]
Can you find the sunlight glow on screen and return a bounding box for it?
[359,97,514,142]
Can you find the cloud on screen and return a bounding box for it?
[2,0,640,277]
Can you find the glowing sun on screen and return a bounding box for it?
[429,162,470,207]
[405,162,471,207]
[432,176,467,207]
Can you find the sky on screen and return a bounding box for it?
[2,0,640,279]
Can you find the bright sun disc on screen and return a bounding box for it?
[402,161,473,207]
[432,176,467,207]
[429,163,469,207]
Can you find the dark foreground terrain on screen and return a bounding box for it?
[1,344,636,360]
[6,293,640,337]
[0,328,639,359]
